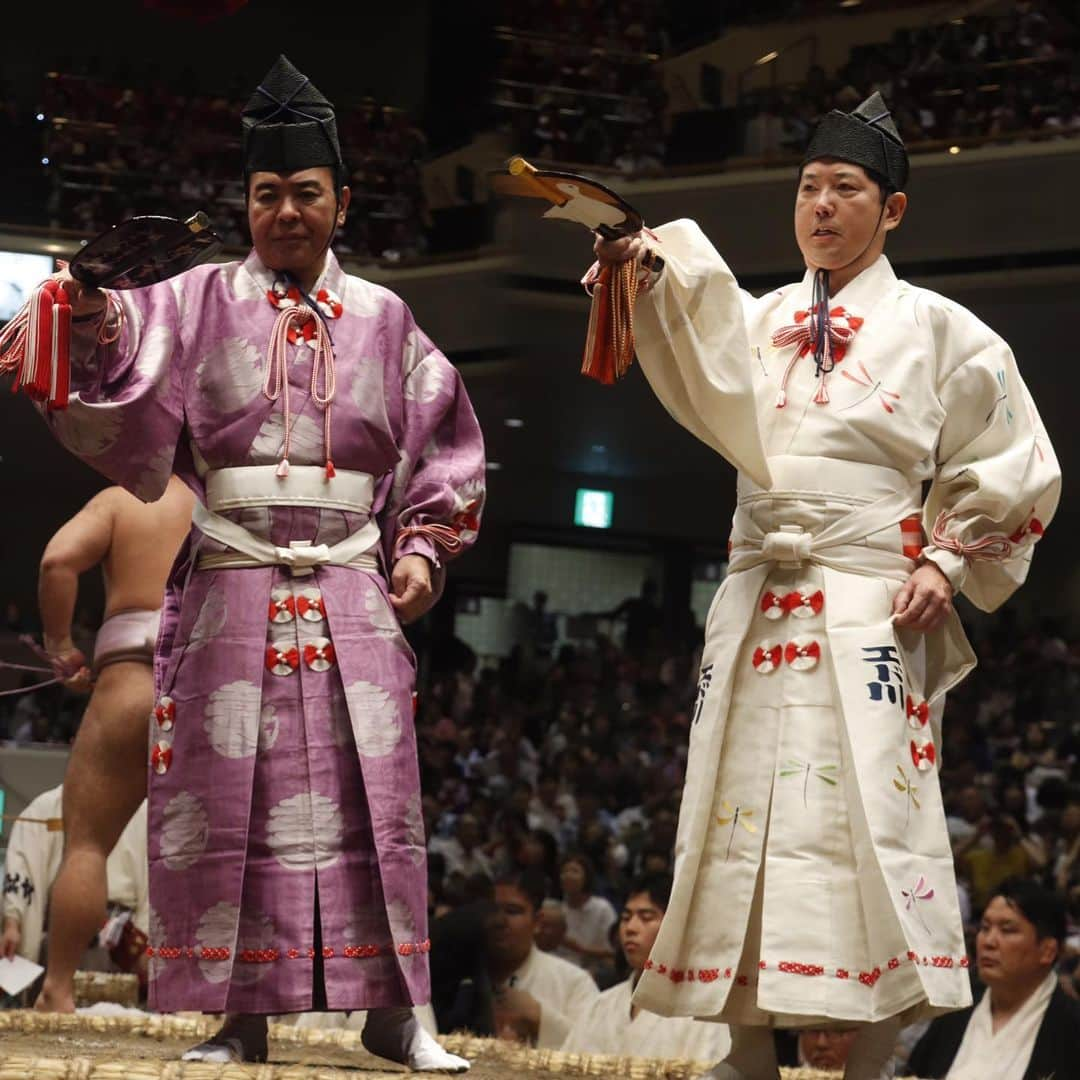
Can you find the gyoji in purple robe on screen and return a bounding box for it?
[43,243,485,1016]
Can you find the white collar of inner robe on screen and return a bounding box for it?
[946,970,1057,1080]
[791,252,899,316]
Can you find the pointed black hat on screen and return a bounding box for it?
[802,91,908,191]
[242,55,343,176]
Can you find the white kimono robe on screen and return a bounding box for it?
[561,974,731,1061]
[504,945,600,1048]
[620,222,1060,1027]
[2,786,148,964]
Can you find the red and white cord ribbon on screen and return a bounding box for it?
[263,303,337,479]
[929,510,1044,564]
[770,305,863,408]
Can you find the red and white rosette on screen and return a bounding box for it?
[154,696,175,732]
[760,591,786,620]
[303,637,336,672]
[906,695,930,730]
[910,736,936,772]
[151,740,173,775]
[752,643,783,674]
[266,643,299,676]
[297,589,326,623]
[784,587,824,619]
[269,588,296,624]
[784,637,821,671]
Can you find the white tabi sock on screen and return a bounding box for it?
[843,1017,902,1080]
[362,1006,470,1073]
[180,1015,268,1064]
[701,1024,780,1080]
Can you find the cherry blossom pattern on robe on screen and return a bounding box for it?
[187,591,228,652]
[197,902,241,983]
[258,704,280,754]
[147,906,167,982]
[265,792,344,871]
[195,336,265,415]
[403,792,426,867]
[203,680,262,758]
[344,680,403,758]
[386,898,426,959]
[232,907,280,985]
[160,791,210,871]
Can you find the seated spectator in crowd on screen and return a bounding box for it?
[906,878,1080,1079]
[437,812,494,880]
[790,1026,860,1072]
[558,853,617,978]
[487,870,599,1048]
[2,785,148,979]
[561,872,731,1061]
[958,814,1044,912]
[535,898,568,954]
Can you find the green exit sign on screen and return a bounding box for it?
[574,488,614,529]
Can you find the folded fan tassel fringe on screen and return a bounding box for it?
[0,284,122,411]
[0,280,71,409]
[582,259,639,385]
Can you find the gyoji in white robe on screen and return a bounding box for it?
[2,786,148,964]
[607,221,1060,1028]
[561,974,732,1061]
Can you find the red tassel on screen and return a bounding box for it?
[324,459,336,479]
[0,280,75,410]
[49,284,71,410]
[30,284,55,400]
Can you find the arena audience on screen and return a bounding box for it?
[486,870,599,1048]
[36,68,431,260]
[560,871,731,1060]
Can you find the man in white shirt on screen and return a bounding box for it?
[438,813,494,881]
[487,870,599,1048]
[2,784,148,971]
[562,873,731,1061]
[906,878,1080,1079]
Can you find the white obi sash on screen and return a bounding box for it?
[192,465,381,576]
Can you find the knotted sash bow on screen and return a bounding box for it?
[770,304,863,407]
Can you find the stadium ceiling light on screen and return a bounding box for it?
[839,0,862,7]
[755,51,780,66]
[504,417,525,428]
[949,146,961,155]
[485,461,503,471]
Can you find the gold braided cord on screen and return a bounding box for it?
[607,259,639,381]
[0,1012,933,1079]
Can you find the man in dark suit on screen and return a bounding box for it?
[905,877,1080,1079]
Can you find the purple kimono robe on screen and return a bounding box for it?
[45,251,485,1014]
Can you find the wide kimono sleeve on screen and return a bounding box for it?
[919,299,1061,611]
[617,218,772,490]
[43,280,186,501]
[381,304,486,576]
